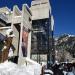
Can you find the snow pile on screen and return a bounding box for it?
[32,64,41,75]
[9,66,27,75]
[25,57,41,75]
[0,60,17,75]
[22,64,41,75]
[23,65,34,75]
[0,60,41,75]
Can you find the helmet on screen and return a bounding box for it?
[6,29,15,37]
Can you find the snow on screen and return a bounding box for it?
[0,60,41,75]
[68,34,75,37]
[25,57,41,75]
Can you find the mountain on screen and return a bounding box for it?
[55,34,75,62]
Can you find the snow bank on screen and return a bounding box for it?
[25,57,41,75]
[0,60,41,75]
[0,60,17,75]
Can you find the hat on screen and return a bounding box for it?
[6,29,15,37]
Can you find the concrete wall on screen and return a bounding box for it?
[30,0,51,20]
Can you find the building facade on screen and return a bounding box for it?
[30,0,54,64]
[0,5,32,64]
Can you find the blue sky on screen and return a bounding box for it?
[0,0,75,36]
[51,0,75,36]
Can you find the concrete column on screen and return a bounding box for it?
[27,32,31,58]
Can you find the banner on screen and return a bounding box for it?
[22,27,28,57]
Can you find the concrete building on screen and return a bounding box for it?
[0,4,32,64]
[31,0,51,20]
[30,0,54,63]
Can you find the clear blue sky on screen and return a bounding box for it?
[0,0,75,36]
[51,0,75,36]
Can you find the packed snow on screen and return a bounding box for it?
[0,60,41,75]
